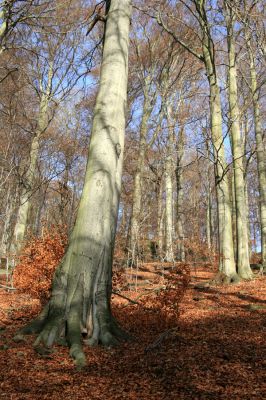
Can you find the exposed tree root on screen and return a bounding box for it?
[210,272,241,285]
[13,301,130,369]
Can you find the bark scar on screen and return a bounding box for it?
[115,143,121,159]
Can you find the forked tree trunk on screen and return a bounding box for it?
[16,0,132,367]
[225,8,252,279]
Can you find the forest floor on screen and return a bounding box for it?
[0,264,265,400]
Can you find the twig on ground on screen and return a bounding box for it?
[145,326,180,353]
[112,291,141,305]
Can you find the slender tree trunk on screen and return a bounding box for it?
[16,0,132,367]
[231,171,237,259]
[206,186,213,250]
[246,37,266,270]
[202,48,236,279]
[11,62,53,253]
[0,185,16,254]
[192,0,236,279]
[245,180,251,259]
[156,177,163,260]
[164,108,174,262]
[225,8,252,279]
[0,2,8,54]
[130,90,152,264]
[175,128,185,261]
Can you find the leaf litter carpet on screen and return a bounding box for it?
[0,266,265,400]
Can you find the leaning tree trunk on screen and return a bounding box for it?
[246,37,266,271]
[16,0,132,367]
[226,11,252,279]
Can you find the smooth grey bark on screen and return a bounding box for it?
[0,185,16,254]
[164,104,175,262]
[11,62,53,253]
[156,176,163,259]
[175,127,185,261]
[130,86,153,264]
[158,0,236,279]
[204,139,214,250]
[245,34,266,270]
[225,6,252,279]
[196,0,236,278]
[231,171,237,259]
[0,1,9,53]
[206,188,212,249]
[16,0,132,367]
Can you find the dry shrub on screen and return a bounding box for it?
[13,227,67,303]
[153,263,191,325]
[184,238,218,269]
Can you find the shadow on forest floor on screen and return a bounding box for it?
[0,270,265,400]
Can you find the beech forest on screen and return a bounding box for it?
[0,1,265,399]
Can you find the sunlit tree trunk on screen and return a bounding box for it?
[199,21,236,279]
[206,186,213,250]
[246,35,266,271]
[11,62,53,253]
[130,89,152,264]
[164,105,175,262]
[16,0,132,367]
[166,0,237,279]
[156,177,163,260]
[0,1,8,54]
[0,185,17,254]
[175,128,185,261]
[231,171,237,259]
[225,6,252,279]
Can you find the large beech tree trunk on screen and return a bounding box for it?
[16,0,132,367]
[225,6,252,279]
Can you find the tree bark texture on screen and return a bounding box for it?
[11,62,53,253]
[130,81,153,264]
[246,36,266,270]
[196,0,236,278]
[175,128,185,261]
[225,8,252,279]
[164,105,175,262]
[17,0,132,367]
